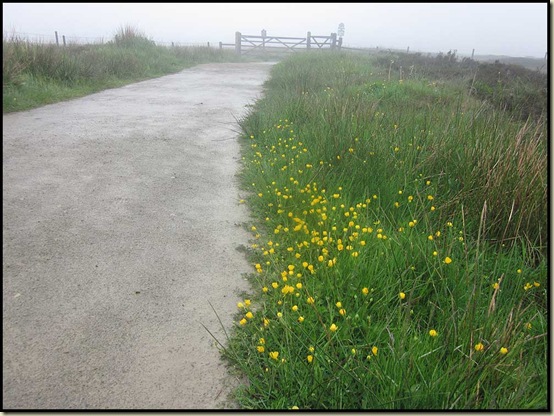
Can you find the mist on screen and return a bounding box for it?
[2,2,548,58]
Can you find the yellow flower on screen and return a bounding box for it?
[292,305,298,312]
[298,316,305,323]
[259,338,265,344]
[339,308,346,316]
[362,287,369,295]
[257,346,265,353]
[277,312,283,319]
[474,342,484,351]
[307,355,314,363]
[329,323,338,332]
[239,318,247,325]
[372,346,378,356]
[399,292,406,300]
[307,296,315,305]
[429,329,438,337]
[499,347,508,355]
[444,257,452,264]
[237,302,244,309]
[269,351,279,360]
[336,301,342,308]
[262,286,269,293]
[263,318,270,327]
[244,299,251,306]
[245,311,254,319]
[309,346,315,353]
[281,285,295,295]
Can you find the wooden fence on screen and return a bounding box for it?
[219,30,342,55]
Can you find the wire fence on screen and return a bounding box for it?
[2,30,211,48]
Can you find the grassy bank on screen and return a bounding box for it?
[221,52,547,410]
[3,27,242,113]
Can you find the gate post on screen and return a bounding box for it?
[330,32,337,50]
[306,31,311,50]
[235,31,241,55]
[261,29,266,50]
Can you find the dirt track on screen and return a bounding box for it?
[2,62,274,409]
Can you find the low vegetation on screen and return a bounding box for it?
[3,26,241,112]
[221,51,547,410]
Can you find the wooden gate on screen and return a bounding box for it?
[219,31,341,55]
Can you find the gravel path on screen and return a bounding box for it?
[2,62,274,409]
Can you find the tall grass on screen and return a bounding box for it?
[3,26,242,112]
[220,51,547,410]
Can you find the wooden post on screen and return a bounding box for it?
[219,41,223,50]
[306,31,311,50]
[407,46,409,53]
[338,37,342,50]
[207,41,210,47]
[330,32,337,49]
[62,35,66,46]
[55,31,59,46]
[471,48,475,59]
[235,31,241,55]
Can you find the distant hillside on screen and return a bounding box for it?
[472,54,547,73]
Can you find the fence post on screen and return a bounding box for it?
[62,35,66,46]
[338,37,342,51]
[235,31,241,55]
[306,31,311,50]
[471,48,475,59]
[330,32,337,50]
[219,41,223,50]
[55,31,59,46]
[407,46,409,53]
[207,41,210,47]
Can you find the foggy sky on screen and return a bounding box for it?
[2,2,548,58]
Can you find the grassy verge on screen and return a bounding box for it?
[221,51,547,410]
[3,26,243,113]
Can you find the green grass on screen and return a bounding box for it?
[218,51,547,410]
[3,26,244,113]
